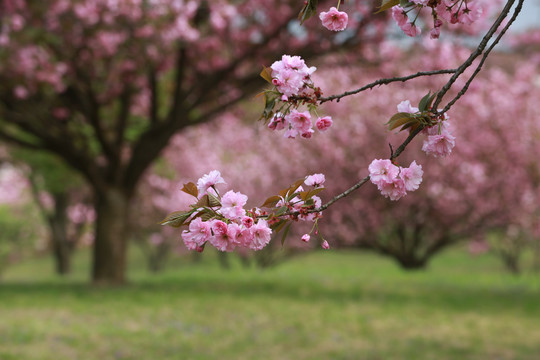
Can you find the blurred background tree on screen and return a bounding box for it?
[0,0,388,284]
[0,0,538,282]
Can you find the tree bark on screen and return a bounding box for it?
[49,192,71,275]
[92,187,131,285]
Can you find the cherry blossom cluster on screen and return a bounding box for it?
[392,0,484,39]
[262,55,333,139]
[397,100,456,157]
[268,110,333,139]
[174,170,273,253]
[368,159,424,201]
[270,55,318,100]
[163,171,328,252]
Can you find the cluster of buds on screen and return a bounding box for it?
[260,55,333,139]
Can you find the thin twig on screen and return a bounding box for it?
[432,0,517,110]
[440,0,524,114]
[318,176,370,212]
[317,69,457,104]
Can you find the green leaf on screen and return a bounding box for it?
[275,205,289,217]
[298,0,318,25]
[399,121,420,132]
[159,210,193,227]
[386,112,417,131]
[262,92,278,120]
[400,0,414,8]
[303,198,315,207]
[418,91,432,112]
[261,195,281,208]
[427,92,438,111]
[300,187,325,201]
[278,178,305,199]
[375,0,400,13]
[198,211,214,221]
[281,222,292,246]
[271,219,287,232]
[181,182,198,198]
[193,194,221,209]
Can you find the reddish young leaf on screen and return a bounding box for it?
[181,182,198,198]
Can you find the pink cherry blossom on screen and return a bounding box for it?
[422,131,456,157]
[270,55,316,97]
[196,170,225,196]
[378,177,407,201]
[321,240,330,249]
[301,128,315,139]
[271,68,304,97]
[305,173,325,187]
[430,18,443,39]
[268,114,286,131]
[247,219,272,250]
[181,230,198,250]
[319,7,349,32]
[401,22,422,37]
[242,216,254,228]
[210,221,239,252]
[368,159,399,185]
[287,110,312,133]
[220,190,248,220]
[399,161,423,191]
[430,26,441,39]
[283,127,299,139]
[391,6,408,27]
[459,4,483,25]
[397,100,418,114]
[315,116,333,131]
[188,218,212,244]
[301,234,310,242]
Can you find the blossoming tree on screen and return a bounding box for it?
[0,0,526,283]
[0,0,392,284]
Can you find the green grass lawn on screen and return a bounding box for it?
[1,248,539,360]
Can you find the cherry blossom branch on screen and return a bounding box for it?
[317,175,370,212]
[316,69,457,104]
[316,124,424,213]
[284,0,523,217]
[432,0,518,111]
[279,123,426,219]
[439,0,524,114]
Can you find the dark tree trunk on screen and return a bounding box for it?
[501,254,521,275]
[49,192,71,275]
[92,187,131,285]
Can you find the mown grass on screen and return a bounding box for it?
[1,248,539,360]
